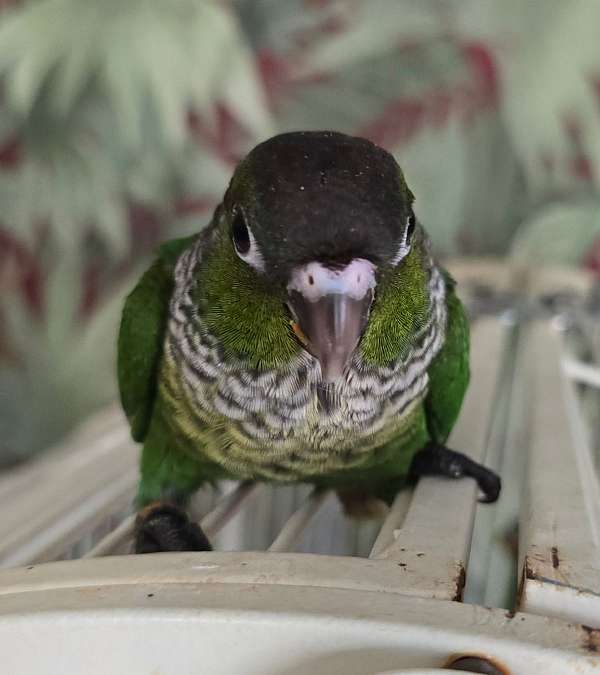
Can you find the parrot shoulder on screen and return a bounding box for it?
[118,235,196,442]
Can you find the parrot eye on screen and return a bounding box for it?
[231,206,265,272]
[232,209,251,255]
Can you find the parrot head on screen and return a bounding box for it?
[198,131,426,382]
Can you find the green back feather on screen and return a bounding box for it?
[424,272,470,443]
[117,235,195,442]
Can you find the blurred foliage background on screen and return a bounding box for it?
[1,0,600,466]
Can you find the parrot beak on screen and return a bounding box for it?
[287,259,376,383]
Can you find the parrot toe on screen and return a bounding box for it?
[409,442,501,504]
[134,502,212,554]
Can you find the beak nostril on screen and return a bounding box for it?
[308,275,314,285]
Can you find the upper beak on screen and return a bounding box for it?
[287,259,376,383]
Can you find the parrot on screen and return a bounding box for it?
[117,131,501,553]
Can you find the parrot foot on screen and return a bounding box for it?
[409,442,501,503]
[134,502,212,554]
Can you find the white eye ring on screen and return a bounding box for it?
[391,214,415,265]
[231,208,265,272]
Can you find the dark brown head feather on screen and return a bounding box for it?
[224,131,414,279]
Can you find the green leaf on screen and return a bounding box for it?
[511,201,600,266]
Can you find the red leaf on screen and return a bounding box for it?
[188,104,251,166]
[0,135,22,170]
[173,197,214,218]
[0,229,44,316]
[583,235,600,276]
[462,41,499,109]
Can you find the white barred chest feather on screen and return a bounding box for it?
[160,243,447,480]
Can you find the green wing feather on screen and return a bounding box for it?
[117,235,196,442]
[424,271,470,443]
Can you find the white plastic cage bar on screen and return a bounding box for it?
[200,481,260,538]
[563,356,600,389]
[518,321,600,626]
[367,319,509,606]
[268,488,330,552]
[0,405,138,567]
[464,317,527,609]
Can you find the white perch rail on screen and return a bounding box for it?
[0,260,599,674]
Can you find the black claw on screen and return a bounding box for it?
[409,442,501,504]
[135,502,212,554]
[476,470,501,504]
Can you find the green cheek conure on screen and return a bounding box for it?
[117,131,500,553]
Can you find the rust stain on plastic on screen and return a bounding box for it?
[452,562,466,602]
[521,552,576,591]
[551,546,560,569]
[581,625,600,654]
[525,558,535,580]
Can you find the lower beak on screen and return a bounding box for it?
[288,290,373,383]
